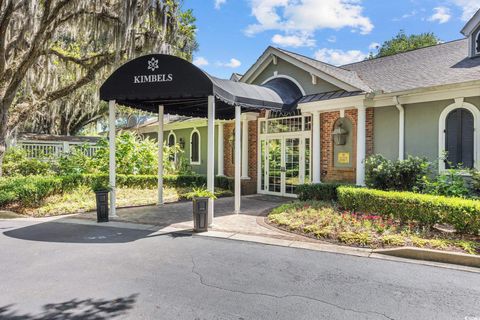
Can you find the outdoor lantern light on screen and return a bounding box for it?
[179,138,185,149]
[332,121,348,146]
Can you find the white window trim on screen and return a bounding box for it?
[261,74,306,96]
[167,131,177,162]
[190,128,201,165]
[438,100,480,172]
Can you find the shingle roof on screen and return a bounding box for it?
[342,39,480,93]
[275,48,372,92]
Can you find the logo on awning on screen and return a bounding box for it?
[147,58,159,72]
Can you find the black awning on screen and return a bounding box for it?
[100,54,292,119]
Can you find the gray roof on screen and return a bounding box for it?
[275,48,372,92]
[342,39,480,93]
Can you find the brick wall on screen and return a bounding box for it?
[223,117,259,194]
[320,108,374,183]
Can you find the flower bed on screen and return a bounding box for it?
[268,201,480,255]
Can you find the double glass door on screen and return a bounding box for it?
[261,135,310,197]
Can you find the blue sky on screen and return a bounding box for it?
[183,0,480,79]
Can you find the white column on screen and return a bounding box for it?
[108,100,117,217]
[241,117,249,179]
[234,106,242,214]
[207,95,215,225]
[356,106,367,186]
[217,122,224,176]
[312,111,321,183]
[396,104,405,160]
[157,105,164,205]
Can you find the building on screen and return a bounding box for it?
[131,10,480,199]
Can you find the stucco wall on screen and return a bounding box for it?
[373,97,480,164]
[143,126,219,175]
[250,58,341,94]
[373,106,399,160]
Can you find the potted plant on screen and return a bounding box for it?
[91,179,111,223]
[186,187,217,232]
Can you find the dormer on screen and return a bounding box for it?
[461,8,480,58]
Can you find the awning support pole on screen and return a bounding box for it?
[158,105,164,205]
[108,100,117,217]
[217,122,224,176]
[241,116,249,179]
[234,105,241,214]
[207,95,215,225]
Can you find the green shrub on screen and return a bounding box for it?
[421,169,471,198]
[337,186,480,235]
[0,176,63,207]
[0,173,212,208]
[2,147,52,177]
[365,154,430,191]
[296,183,348,201]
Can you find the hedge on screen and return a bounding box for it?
[0,174,233,208]
[337,186,480,235]
[296,183,351,201]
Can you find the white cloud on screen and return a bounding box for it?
[314,48,367,66]
[327,36,337,43]
[451,0,480,21]
[368,42,380,50]
[245,0,373,47]
[218,58,242,68]
[428,7,451,23]
[214,0,226,9]
[193,57,209,67]
[271,33,315,47]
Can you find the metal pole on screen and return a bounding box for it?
[234,105,241,213]
[158,105,164,205]
[217,122,224,176]
[108,100,117,217]
[207,96,215,225]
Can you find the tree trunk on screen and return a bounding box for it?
[0,101,8,177]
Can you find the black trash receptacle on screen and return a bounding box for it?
[95,190,109,223]
[192,197,209,232]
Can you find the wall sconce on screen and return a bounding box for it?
[179,138,185,149]
[332,121,348,146]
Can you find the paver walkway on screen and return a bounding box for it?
[77,195,292,238]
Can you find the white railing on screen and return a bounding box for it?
[17,141,100,159]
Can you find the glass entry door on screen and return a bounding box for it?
[264,136,304,197]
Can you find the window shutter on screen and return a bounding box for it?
[445,108,474,169]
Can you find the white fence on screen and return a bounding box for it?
[17,141,100,159]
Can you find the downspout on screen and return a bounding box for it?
[393,96,405,160]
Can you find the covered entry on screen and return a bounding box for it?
[99,54,296,225]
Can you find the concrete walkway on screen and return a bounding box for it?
[77,195,292,238]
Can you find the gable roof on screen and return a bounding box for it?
[342,39,480,93]
[240,46,372,92]
[275,48,372,92]
[461,8,480,36]
[241,36,480,99]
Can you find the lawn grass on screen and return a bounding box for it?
[7,185,232,217]
[268,201,480,255]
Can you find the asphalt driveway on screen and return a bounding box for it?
[1,218,479,320]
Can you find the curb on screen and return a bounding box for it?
[373,247,480,268]
[57,216,480,273]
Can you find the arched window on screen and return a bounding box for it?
[476,31,480,55]
[167,132,176,162]
[445,108,474,169]
[190,129,200,165]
